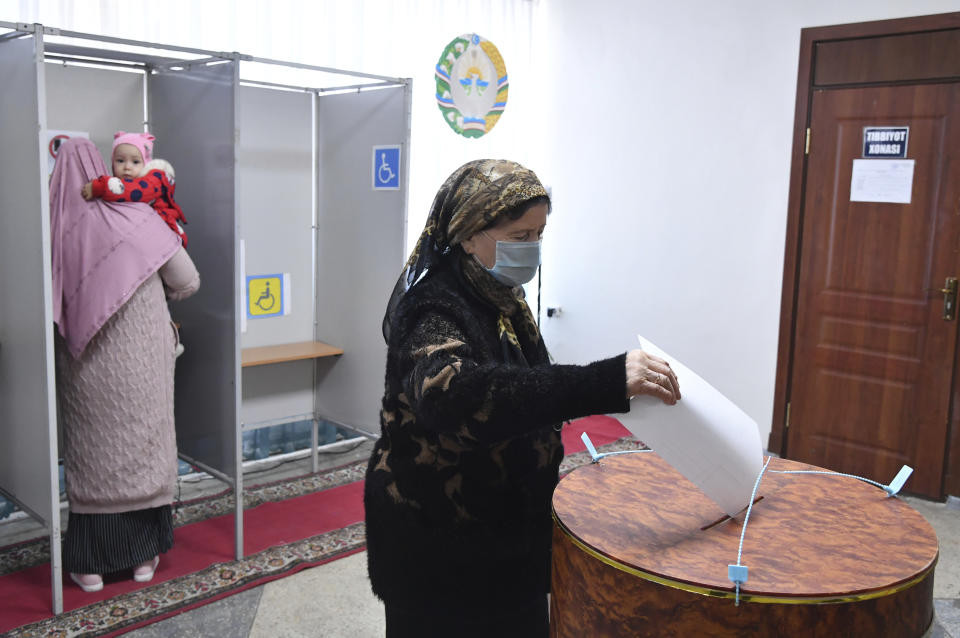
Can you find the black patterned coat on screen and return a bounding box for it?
[364,257,629,614]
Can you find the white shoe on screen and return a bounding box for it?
[70,572,103,592]
[171,321,184,358]
[133,556,159,583]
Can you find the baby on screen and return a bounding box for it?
[81,131,188,247]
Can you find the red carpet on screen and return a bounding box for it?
[561,414,626,452]
[0,481,366,633]
[0,415,631,635]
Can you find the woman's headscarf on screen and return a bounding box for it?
[384,159,549,363]
[50,137,181,358]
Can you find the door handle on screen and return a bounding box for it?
[941,277,957,321]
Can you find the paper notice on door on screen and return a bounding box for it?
[617,336,765,516]
[850,159,915,204]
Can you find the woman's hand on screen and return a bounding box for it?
[626,349,681,404]
[81,182,93,201]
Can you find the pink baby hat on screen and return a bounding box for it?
[112,130,155,163]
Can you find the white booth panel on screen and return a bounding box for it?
[239,85,314,349]
[241,362,314,425]
[0,34,60,523]
[314,86,409,434]
[44,63,143,160]
[150,62,240,477]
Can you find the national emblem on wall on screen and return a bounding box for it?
[435,33,508,138]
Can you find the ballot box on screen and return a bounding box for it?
[550,453,938,637]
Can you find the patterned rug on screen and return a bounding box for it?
[0,460,369,580]
[1,433,642,637]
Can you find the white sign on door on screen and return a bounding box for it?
[850,159,915,205]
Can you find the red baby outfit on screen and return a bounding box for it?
[89,171,188,246]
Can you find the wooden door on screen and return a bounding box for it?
[786,83,960,498]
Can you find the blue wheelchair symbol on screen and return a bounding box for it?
[373,146,400,190]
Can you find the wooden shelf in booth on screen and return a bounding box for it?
[241,341,344,368]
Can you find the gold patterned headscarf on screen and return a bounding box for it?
[382,160,549,361]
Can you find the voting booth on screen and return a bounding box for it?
[0,21,410,613]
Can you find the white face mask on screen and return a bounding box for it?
[480,234,542,287]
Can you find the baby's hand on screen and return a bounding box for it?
[81,182,93,201]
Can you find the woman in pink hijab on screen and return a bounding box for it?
[50,137,200,593]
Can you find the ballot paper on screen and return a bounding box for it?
[617,336,764,517]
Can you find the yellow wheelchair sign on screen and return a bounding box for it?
[247,275,282,317]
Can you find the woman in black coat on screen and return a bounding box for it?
[364,160,680,637]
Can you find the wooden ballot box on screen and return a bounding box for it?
[550,453,938,637]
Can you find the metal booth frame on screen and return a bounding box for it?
[0,21,411,615]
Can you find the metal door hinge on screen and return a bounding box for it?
[805,129,810,155]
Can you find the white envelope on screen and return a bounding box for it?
[616,336,765,516]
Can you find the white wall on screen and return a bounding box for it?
[530,0,960,447]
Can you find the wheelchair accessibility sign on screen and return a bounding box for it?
[247,274,283,318]
[373,145,401,190]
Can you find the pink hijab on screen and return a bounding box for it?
[50,137,181,358]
